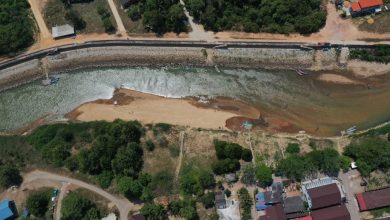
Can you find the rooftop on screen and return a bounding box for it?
[307,183,341,210]
[259,204,287,220]
[356,187,390,211]
[52,24,75,39]
[0,200,14,220]
[310,204,350,220]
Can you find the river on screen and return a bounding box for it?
[0,66,389,136]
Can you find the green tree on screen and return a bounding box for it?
[0,165,22,188]
[286,143,300,154]
[128,4,142,21]
[212,159,240,175]
[241,148,253,162]
[200,192,215,209]
[141,203,167,220]
[276,155,306,180]
[199,171,216,189]
[26,191,50,217]
[61,192,101,220]
[241,164,256,185]
[255,163,273,188]
[65,9,86,30]
[112,142,143,177]
[238,187,252,220]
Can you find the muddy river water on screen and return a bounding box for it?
[0,66,389,136]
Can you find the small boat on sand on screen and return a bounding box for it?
[296,69,308,76]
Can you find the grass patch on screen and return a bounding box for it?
[44,0,117,33]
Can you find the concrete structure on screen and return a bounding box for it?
[0,200,15,220]
[350,0,383,16]
[356,187,390,211]
[52,24,75,39]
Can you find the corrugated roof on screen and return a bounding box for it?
[259,204,287,220]
[356,188,390,211]
[284,196,305,214]
[358,0,383,8]
[308,183,341,210]
[351,2,361,11]
[310,204,350,220]
[0,200,14,220]
[52,24,75,39]
[293,216,312,220]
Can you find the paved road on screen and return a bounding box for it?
[24,170,137,220]
[107,0,127,34]
[339,170,361,220]
[28,0,51,39]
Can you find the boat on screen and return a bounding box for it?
[295,70,304,76]
[42,76,60,86]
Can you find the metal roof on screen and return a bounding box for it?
[52,24,75,39]
[310,204,350,220]
[356,188,390,211]
[307,183,341,210]
[259,204,287,220]
[0,200,14,220]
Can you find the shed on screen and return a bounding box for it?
[356,187,390,211]
[310,204,350,220]
[259,204,287,220]
[0,200,15,220]
[52,24,75,39]
[307,183,341,210]
[215,191,226,209]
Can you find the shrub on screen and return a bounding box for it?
[286,143,300,154]
[26,190,51,217]
[212,159,240,175]
[241,148,253,162]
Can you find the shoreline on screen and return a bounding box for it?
[1,45,389,92]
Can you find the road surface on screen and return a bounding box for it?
[23,170,137,220]
[28,0,51,39]
[107,0,127,34]
[339,170,361,220]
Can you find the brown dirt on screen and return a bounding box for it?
[318,73,364,84]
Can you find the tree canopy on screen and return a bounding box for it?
[0,0,34,55]
[26,190,51,217]
[255,163,273,188]
[61,192,103,220]
[183,0,326,34]
[344,137,390,176]
[0,165,23,188]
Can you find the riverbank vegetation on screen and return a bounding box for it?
[350,45,390,64]
[44,0,116,33]
[126,0,188,34]
[183,0,326,34]
[0,0,34,55]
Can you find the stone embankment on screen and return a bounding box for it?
[0,45,385,91]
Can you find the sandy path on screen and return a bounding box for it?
[28,0,51,39]
[107,0,127,34]
[318,73,363,84]
[69,90,243,129]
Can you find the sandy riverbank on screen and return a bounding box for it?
[66,88,296,132]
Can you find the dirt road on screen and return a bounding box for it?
[28,0,51,39]
[23,170,138,220]
[107,0,127,34]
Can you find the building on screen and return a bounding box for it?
[283,196,307,219]
[259,204,287,220]
[310,204,350,220]
[256,192,269,211]
[264,182,284,205]
[356,187,390,211]
[52,24,75,39]
[302,178,345,210]
[215,191,227,209]
[350,0,383,16]
[307,183,342,210]
[0,200,15,220]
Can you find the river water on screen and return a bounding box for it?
[0,66,389,136]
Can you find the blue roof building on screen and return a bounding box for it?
[0,199,15,220]
[256,192,269,211]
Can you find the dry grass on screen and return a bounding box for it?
[358,13,390,33]
[43,0,116,33]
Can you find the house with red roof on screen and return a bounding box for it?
[356,188,390,211]
[350,0,384,16]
